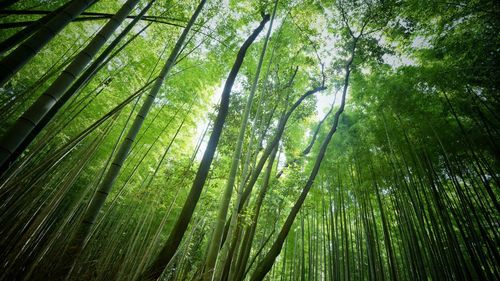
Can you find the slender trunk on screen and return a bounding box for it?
[249,43,356,281]
[0,10,187,29]
[0,2,72,54]
[276,100,335,179]
[202,3,276,279]
[234,145,278,281]
[373,176,399,281]
[0,0,141,173]
[219,71,304,277]
[238,84,326,214]
[0,0,96,86]
[1,0,156,175]
[137,13,270,281]
[217,94,272,281]
[52,1,207,278]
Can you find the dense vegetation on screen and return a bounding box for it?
[0,0,498,280]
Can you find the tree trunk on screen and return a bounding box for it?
[0,2,73,54]
[249,43,356,281]
[52,0,207,278]
[233,145,278,281]
[238,84,326,214]
[276,100,335,179]
[202,2,277,279]
[0,0,156,176]
[0,0,139,173]
[137,13,270,281]
[0,0,96,86]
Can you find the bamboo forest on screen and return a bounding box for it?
[0,0,499,280]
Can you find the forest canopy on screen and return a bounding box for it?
[0,0,498,280]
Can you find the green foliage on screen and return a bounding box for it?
[0,0,498,280]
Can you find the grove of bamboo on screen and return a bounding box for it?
[0,0,498,281]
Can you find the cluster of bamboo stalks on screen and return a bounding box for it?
[0,0,498,280]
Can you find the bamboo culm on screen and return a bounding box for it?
[0,0,141,173]
[0,0,96,86]
[1,0,157,175]
[138,13,270,281]
[52,0,207,278]
[249,40,356,281]
[202,2,278,279]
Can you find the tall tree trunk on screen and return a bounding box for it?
[249,42,356,281]
[137,13,270,281]
[233,145,278,281]
[0,0,140,173]
[0,0,156,176]
[219,80,323,279]
[0,2,73,54]
[0,0,96,86]
[373,176,399,281]
[51,0,207,278]
[0,10,188,30]
[238,84,326,214]
[202,2,277,280]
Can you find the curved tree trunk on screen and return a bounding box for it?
[249,42,357,281]
[137,13,270,281]
[276,98,336,178]
[202,2,278,280]
[217,75,322,273]
[237,84,326,213]
[234,144,278,281]
[219,81,325,281]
